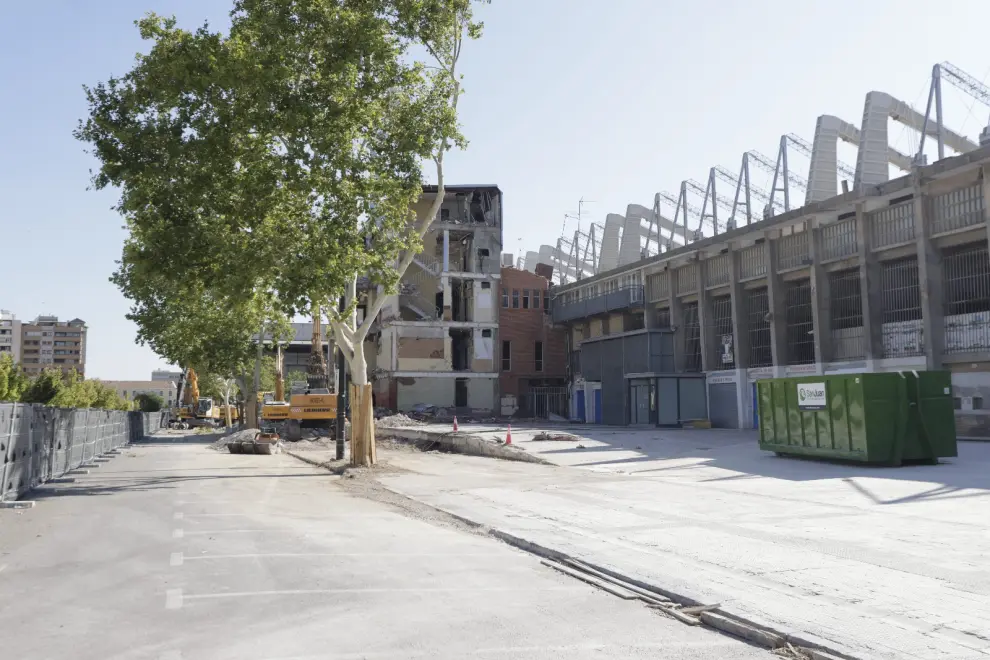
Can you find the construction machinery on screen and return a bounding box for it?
[284,308,338,440]
[171,368,198,429]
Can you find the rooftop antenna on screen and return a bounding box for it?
[563,197,596,235]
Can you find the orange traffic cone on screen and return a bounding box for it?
[452,416,458,432]
[505,424,512,445]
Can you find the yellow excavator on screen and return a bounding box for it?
[260,308,338,441]
[171,368,198,429]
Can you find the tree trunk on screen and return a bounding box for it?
[348,348,376,466]
[223,390,232,428]
[350,383,375,466]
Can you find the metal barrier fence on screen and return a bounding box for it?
[0,405,163,502]
[523,387,569,420]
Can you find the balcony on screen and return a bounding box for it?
[552,285,645,324]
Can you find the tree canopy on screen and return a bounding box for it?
[77,0,485,457]
[77,0,480,321]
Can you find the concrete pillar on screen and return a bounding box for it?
[698,258,715,372]
[728,246,750,370]
[442,274,452,321]
[914,180,945,369]
[729,246,752,428]
[670,284,685,373]
[855,203,883,363]
[982,164,990,254]
[808,224,832,367]
[443,230,450,272]
[765,236,788,367]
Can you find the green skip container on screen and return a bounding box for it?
[757,371,958,465]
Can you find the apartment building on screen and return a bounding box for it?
[0,310,22,363]
[497,262,568,417]
[368,184,503,413]
[18,315,87,378]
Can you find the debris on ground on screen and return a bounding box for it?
[376,413,427,428]
[209,428,258,451]
[531,431,577,442]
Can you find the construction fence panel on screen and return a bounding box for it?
[69,409,88,469]
[2,404,35,502]
[0,405,161,502]
[52,409,73,478]
[0,404,13,501]
[30,406,54,485]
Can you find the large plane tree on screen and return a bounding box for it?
[77,0,484,464]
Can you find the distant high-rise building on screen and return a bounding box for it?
[0,310,22,364]
[18,315,87,378]
[152,369,183,383]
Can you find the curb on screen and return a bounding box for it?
[376,428,552,465]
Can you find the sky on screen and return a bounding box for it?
[3,0,990,379]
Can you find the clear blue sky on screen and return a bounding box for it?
[3,0,990,379]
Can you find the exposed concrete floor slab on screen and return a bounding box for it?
[0,440,767,660]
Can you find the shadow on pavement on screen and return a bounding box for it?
[516,425,990,501]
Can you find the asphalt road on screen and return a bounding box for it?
[0,440,768,660]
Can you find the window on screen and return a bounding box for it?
[543,292,550,310]
[522,289,530,309]
[534,290,542,310]
[501,340,511,371]
[535,341,544,372]
[481,281,491,290]
[512,289,520,308]
[502,288,509,307]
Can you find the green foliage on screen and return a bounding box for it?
[133,392,165,412]
[17,368,130,410]
[0,354,30,402]
[20,368,66,405]
[76,0,483,366]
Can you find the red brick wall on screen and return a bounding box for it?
[499,267,567,396]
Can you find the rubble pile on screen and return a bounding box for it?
[209,428,258,451]
[376,413,426,429]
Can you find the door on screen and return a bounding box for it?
[593,389,602,424]
[656,378,679,426]
[709,383,739,428]
[629,380,651,424]
[576,390,586,423]
[752,382,759,428]
[455,378,468,408]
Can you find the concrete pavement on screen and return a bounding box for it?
[0,436,769,660]
[373,423,990,660]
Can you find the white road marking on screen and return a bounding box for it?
[165,589,183,610]
[181,552,503,561]
[173,511,184,520]
[172,529,184,539]
[169,552,183,567]
[180,586,583,603]
[253,642,737,660]
[158,651,182,660]
[0,564,7,574]
[181,529,267,535]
